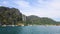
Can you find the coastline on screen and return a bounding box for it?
[0,24,60,27]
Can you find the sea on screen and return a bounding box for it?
[0,26,60,34]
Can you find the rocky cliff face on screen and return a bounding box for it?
[0,6,22,25]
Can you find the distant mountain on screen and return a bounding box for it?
[26,15,60,25]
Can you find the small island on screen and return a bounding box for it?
[0,6,60,27]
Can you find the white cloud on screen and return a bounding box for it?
[2,1,8,5]
[13,0,60,21]
[36,0,60,18]
[14,0,30,8]
[0,1,9,6]
[48,0,60,9]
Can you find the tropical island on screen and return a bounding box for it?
[0,6,60,26]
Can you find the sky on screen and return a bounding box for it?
[0,0,60,21]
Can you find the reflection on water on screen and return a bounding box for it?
[0,26,60,34]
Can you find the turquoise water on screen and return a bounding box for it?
[0,26,60,34]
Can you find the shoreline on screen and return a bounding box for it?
[0,25,60,27]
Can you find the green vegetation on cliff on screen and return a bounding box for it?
[0,6,22,25]
[0,6,60,25]
[26,15,60,25]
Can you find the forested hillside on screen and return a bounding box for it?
[26,15,60,25]
[0,6,22,25]
[0,6,60,26]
